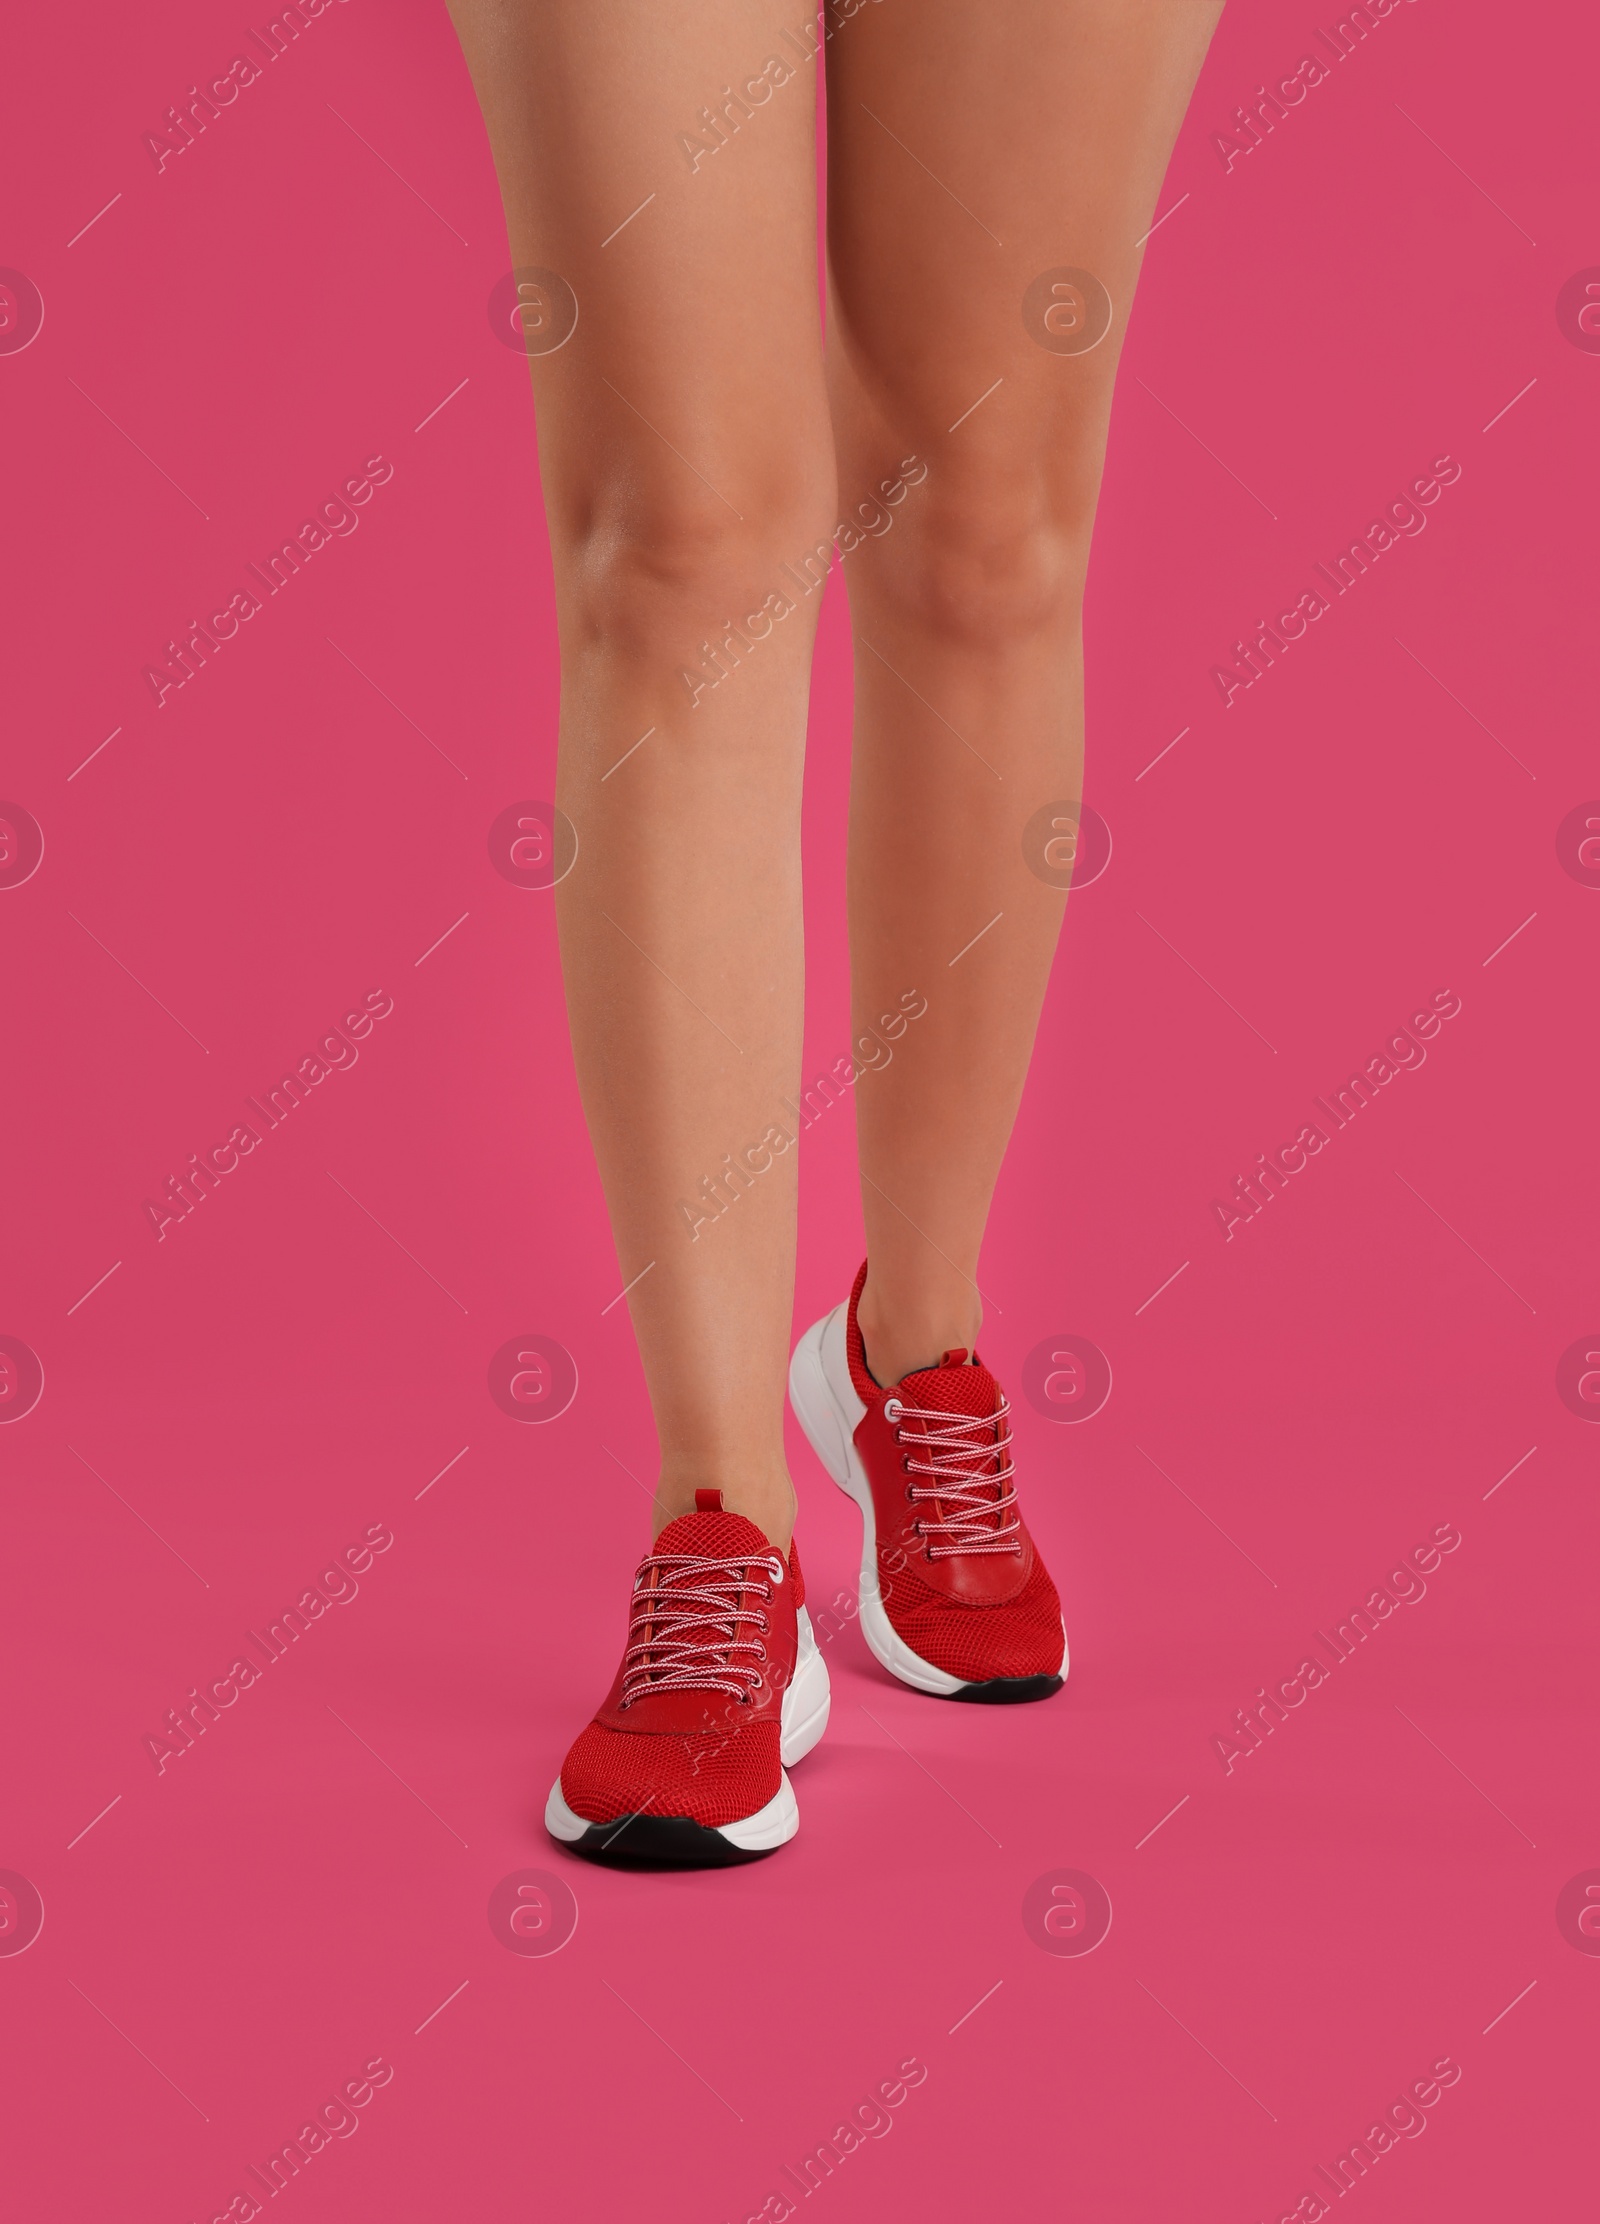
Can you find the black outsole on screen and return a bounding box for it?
[563,1813,776,1868]
[944,1672,1065,1705]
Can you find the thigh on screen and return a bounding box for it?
[448,0,834,554]
[824,0,1222,505]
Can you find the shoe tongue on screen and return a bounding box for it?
[639,1506,775,1699]
[896,1349,1000,1420]
[894,1353,1009,1542]
[652,1505,774,1561]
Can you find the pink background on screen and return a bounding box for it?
[3,2,1597,2218]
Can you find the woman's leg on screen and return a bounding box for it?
[446,2,835,1547]
[825,0,1223,1385]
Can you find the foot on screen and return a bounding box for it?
[544,1490,831,1864]
[788,1263,1067,1701]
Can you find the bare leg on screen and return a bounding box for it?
[826,0,1223,1386]
[446,0,836,1545]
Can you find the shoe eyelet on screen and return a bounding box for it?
[767,1556,785,1585]
[884,1397,903,1423]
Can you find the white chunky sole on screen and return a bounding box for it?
[788,1302,1068,1698]
[544,1605,831,1859]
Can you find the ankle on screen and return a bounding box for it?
[652,1468,796,1552]
[856,1283,982,1391]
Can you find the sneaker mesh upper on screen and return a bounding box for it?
[846,1259,1065,1683]
[557,1505,797,1829]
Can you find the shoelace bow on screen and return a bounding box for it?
[887,1392,1023,1558]
[620,1550,784,1705]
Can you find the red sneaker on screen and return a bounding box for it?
[788,1263,1066,1701]
[544,1491,830,1864]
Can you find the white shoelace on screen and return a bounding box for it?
[620,1550,785,1704]
[886,1394,1023,1559]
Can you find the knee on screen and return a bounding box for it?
[558,472,839,672]
[914,512,1087,647]
[855,438,1104,648]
